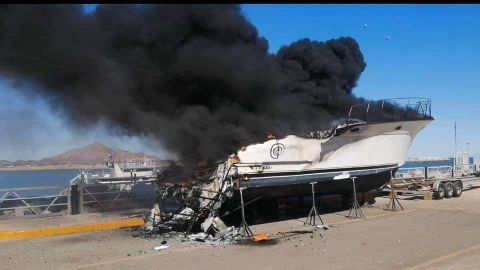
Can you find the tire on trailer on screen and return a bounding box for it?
[434,183,445,199]
[444,182,454,198]
[453,181,463,197]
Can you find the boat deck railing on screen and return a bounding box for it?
[347,97,432,123]
[118,159,165,169]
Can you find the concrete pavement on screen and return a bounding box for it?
[1,188,480,270]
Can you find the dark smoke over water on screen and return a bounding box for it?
[0,4,367,163]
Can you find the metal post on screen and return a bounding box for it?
[69,184,80,215]
[381,100,385,121]
[78,182,84,214]
[405,98,411,118]
[365,102,370,120]
[304,182,324,227]
[347,177,366,219]
[67,184,72,215]
[424,166,428,179]
[454,121,457,177]
[392,103,397,120]
[237,187,253,238]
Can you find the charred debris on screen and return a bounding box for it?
[144,155,243,242]
[142,154,333,245]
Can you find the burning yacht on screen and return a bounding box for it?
[150,98,433,234]
[235,98,433,198]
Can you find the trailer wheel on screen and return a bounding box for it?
[434,183,445,199]
[453,181,463,197]
[444,182,454,198]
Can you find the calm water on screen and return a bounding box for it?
[0,169,109,189]
[0,168,154,199]
[402,159,454,168]
[0,169,81,189]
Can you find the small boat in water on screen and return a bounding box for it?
[80,158,162,184]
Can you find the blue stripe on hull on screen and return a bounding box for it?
[242,165,397,188]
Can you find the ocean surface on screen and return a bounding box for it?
[0,160,456,189]
[0,168,154,199]
[401,159,453,169]
[0,169,106,189]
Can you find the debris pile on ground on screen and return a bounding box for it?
[138,156,336,246]
[141,158,245,244]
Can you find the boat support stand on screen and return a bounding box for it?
[304,182,324,227]
[385,170,404,211]
[237,187,254,238]
[347,177,366,219]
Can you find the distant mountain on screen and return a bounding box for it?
[39,142,161,165]
[0,160,13,166]
[0,143,164,168]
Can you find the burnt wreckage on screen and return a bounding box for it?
[146,98,433,235]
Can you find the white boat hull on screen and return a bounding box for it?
[234,119,432,192]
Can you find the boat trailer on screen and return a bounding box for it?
[383,176,480,200]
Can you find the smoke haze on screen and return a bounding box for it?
[0,4,366,163]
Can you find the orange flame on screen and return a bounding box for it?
[179,178,195,187]
[196,160,208,167]
[229,154,241,164]
[266,132,276,140]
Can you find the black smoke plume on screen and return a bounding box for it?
[0,4,367,163]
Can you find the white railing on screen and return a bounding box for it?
[78,181,154,212]
[0,174,157,217]
[0,186,69,216]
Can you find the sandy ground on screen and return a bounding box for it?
[1,188,480,270]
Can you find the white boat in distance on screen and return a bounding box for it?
[232,97,433,197]
[81,159,162,184]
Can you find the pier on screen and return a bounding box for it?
[1,188,480,270]
[1,164,480,270]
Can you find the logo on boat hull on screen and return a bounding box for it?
[270,142,285,159]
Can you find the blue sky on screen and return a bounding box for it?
[1,4,479,160]
[241,4,480,158]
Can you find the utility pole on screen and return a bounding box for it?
[467,142,470,165]
[454,122,457,170]
[454,122,457,149]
